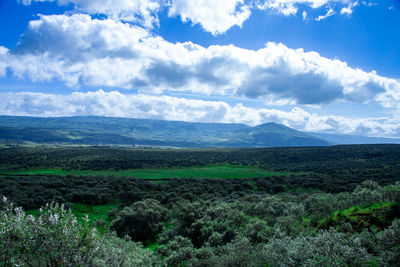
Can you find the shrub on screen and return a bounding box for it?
[110,199,167,242]
[0,197,158,266]
[0,198,97,266]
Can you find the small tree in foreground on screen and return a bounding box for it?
[0,197,158,266]
[1,197,97,266]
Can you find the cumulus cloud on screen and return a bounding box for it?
[3,14,399,107]
[20,0,365,34]
[1,90,399,136]
[22,0,252,35]
[168,0,251,35]
[20,0,162,27]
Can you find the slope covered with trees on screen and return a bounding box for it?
[0,116,330,147]
[1,145,400,266]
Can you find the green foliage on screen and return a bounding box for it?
[110,199,167,243]
[1,145,400,266]
[92,232,159,267]
[316,180,400,232]
[319,202,399,232]
[0,200,97,266]
[157,236,195,266]
[261,228,374,266]
[68,203,118,233]
[216,237,265,267]
[0,198,158,266]
[377,219,400,265]
[244,218,273,244]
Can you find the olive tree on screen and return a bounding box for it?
[110,198,167,242]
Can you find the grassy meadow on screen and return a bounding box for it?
[0,164,295,179]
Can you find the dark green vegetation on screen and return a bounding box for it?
[1,145,400,266]
[0,115,330,147]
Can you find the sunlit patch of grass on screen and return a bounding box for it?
[146,243,159,251]
[71,203,117,227]
[0,164,299,179]
[318,202,399,231]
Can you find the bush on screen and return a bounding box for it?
[377,219,400,265]
[110,199,167,242]
[93,232,159,267]
[261,228,374,266]
[0,198,97,266]
[0,197,158,266]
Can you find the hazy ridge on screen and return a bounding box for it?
[0,116,330,147]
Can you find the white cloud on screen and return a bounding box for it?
[1,89,399,136]
[0,90,238,123]
[0,46,8,77]
[21,0,253,34]
[256,0,328,16]
[20,0,365,34]
[168,0,251,35]
[256,0,350,16]
[315,8,335,21]
[302,10,307,20]
[340,7,352,15]
[340,1,359,15]
[20,0,162,27]
[3,14,400,107]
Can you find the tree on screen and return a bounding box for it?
[0,198,159,266]
[110,199,167,242]
[0,199,97,266]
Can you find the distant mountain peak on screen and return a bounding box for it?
[255,122,290,129]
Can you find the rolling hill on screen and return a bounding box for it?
[0,116,331,147]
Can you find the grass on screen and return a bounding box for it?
[0,164,296,179]
[71,203,117,227]
[146,243,159,251]
[331,202,394,220]
[27,203,118,234]
[318,202,399,231]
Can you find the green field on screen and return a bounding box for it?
[0,164,294,179]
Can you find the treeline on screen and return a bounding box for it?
[1,145,400,182]
[2,172,400,211]
[0,175,313,209]
[2,145,400,170]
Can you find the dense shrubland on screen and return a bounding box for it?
[2,180,400,266]
[1,145,400,266]
[1,145,400,192]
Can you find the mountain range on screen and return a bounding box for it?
[0,116,399,147]
[0,116,329,147]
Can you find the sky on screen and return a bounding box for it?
[0,0,399,137]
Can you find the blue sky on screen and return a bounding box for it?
[0,0,399,137]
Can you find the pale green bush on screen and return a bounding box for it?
[0,198,97,266]
[0,197,158,266]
